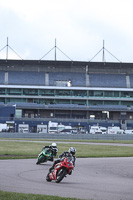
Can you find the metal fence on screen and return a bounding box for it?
[0,132,133,141]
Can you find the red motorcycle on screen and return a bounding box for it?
[46,157,74,183]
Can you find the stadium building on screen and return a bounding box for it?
[0,58,133,132]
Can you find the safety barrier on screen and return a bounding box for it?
[0,132,133,140]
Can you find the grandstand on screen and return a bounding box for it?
[0,59,133,132]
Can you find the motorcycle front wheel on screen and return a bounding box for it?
[36,155,45,164]
[55,168,67,183]
[46,172,52,182]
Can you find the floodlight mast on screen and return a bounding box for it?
[6,37,8,60]
[89,40,122,63]
[39,39,73,61]
[0,37,23,60]
[55,38,56,61]
[102,40,105,62]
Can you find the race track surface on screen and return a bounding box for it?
[0,157,133,200]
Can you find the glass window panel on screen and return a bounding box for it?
[104,101,119,105]
[114,91,119,97]
[39,99,55,104]
[94,91,103,97]
[121,91,133,98]
[72,90,87,97]
[7,88,22,95]
[104,91,114,97]
[72,100,86,105]
[0,88,5,94]
[89,90,103,97]
[56,99,70,104]
[89,100,103,105]
[39,89,54,96]
[89,91,94,96]
[121,101,133,106]
[23,89,38,95]
[56,90,70,96]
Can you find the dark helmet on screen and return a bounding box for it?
[69,147,76,155]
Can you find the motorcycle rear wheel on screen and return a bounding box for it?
[55,168,67,183]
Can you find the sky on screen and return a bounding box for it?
[0,0,133,62]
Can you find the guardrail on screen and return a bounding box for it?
[0,132,133,140]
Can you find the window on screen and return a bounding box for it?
[0,89,5,94]
[39,89,54,96]
[56,90,70,96]
[89,90,103,97]
[104,91,114,97]
[23,89,38,95]
[121,91,133,98]
[7,88,21,95]
[72,90,87,97]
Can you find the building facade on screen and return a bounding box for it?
[0,59,133,131]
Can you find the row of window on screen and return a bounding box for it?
[0,88,133,98]
[0,97,133,106]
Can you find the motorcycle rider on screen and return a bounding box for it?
[49,147,76,173]
[42,142,58,161]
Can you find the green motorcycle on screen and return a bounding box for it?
[36,148,53,164]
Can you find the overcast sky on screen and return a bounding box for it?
[0,0,133,62]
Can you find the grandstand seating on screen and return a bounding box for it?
[6,71,86,86]
[0,71,5,84]
[89,74,127,88]
[129,75,133,88]
[8,71,45,85]
[49,72,86,86]
[1,71,132,88]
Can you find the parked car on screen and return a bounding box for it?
[89,126,107,134]
[107,126,124,134]
[124,130,133,134]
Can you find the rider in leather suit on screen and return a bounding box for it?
[42,142,58,161]
[49,147,76,172]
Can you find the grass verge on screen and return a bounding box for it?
[0,191,84,200]
[0,140,133,159]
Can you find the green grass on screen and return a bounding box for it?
[0,140,133,159]
[0,191,84,200]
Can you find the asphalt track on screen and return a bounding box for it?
[0,157,133,200]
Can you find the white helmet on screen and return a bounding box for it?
[52,142,57,148]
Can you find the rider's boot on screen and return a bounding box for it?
[49,166,54,172]
[49,156,54,161]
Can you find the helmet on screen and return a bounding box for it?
[69,147,76,155]
[51,142,57,148]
